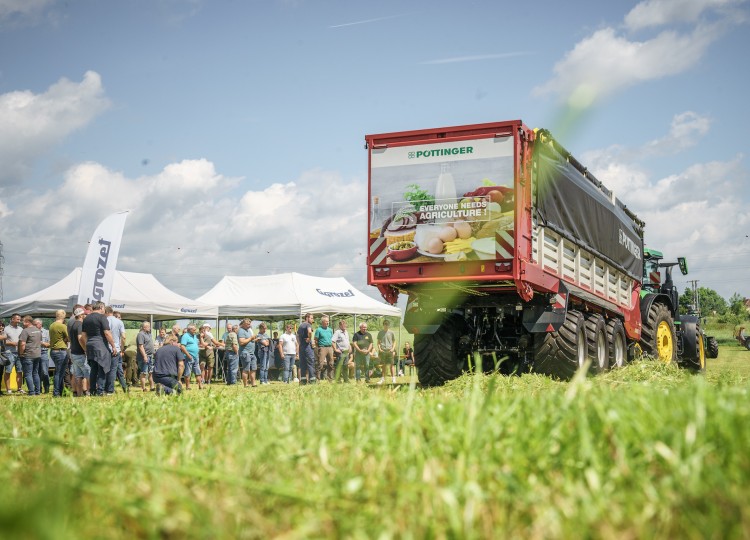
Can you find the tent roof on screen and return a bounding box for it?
[196,272,401,319]
[0,268,218,320]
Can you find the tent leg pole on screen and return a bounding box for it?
[398,323,401,377]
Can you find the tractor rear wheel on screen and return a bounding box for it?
[641,302,677,364]
[606,318,627,368]
[682,330,706,373]
[678,315,706,373]
[706,336,719,359]
[584,314,609,372]
[693,333,706,373]
[533,310,586,380]
[415,314,470,387]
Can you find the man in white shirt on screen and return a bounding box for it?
[332,319,352,383]
[3,314,24,393]
[278,323,298,383]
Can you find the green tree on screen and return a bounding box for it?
[124,320,142,330]
[679,286,727,315]
[729,293,746,318]
[679,287,695,313]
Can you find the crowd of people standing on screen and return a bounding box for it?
[0,308,416,396]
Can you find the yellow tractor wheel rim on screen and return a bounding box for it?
[656,321,674,363]
[698,334,706,370]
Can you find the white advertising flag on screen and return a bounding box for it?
[77,211,130,306]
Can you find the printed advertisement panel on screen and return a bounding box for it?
[369,136,515,264]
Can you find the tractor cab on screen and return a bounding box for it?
[642,247,688,315]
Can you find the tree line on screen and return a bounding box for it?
[679,287,748,324]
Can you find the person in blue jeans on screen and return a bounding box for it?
[18,315,43,395]
[48,310,70,397]
[297,313,315,384]
[278,324,298,383]
[223,326,239,385]
[3,314,24,394]
[255,323,272,385]
[35,319,51,393]
[179,324,203,390]
[238,319,257,387]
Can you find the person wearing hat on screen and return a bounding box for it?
[199,323,221,385]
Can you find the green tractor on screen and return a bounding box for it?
[640,248,709,371]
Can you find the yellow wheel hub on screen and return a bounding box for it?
[656,321,674,363]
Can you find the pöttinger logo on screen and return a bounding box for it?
[408,147,474,160]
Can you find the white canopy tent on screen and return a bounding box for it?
[196,272,401,319]
[0,267,218,320]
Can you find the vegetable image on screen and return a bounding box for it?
[404,183,435,210]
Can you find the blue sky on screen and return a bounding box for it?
[0,0,748,305]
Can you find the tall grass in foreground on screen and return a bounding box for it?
[1,360,749,539]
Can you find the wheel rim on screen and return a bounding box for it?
[614,333,625,367]
[577,327,586,367]
[596,331,607,369]
[656,321,674,363]
[698,333,706,370]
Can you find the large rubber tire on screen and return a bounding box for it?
[584,314,609,373]
[706,336,719,359]
[641,303,677,364]
[533,310,587,380]
[693,332,706,373]
[679,317,706,374]
[414,314,470,387]
[606,318,627,368]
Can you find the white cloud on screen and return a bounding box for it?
[0,0,54,21]
[533,25,720,108]
[625,0,746,31]
[534,0,746,107]
[583,111,711,166]
[0,71,110,185]
[642,111,711,155]
[0,159,372,302]
[421,52,531,65]
[583,117,749,297]
[329,14,406,29]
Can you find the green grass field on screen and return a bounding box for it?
[1,329,750,539]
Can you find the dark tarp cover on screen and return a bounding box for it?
[534,145,644,281]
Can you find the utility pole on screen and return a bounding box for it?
[688,279,700,315]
